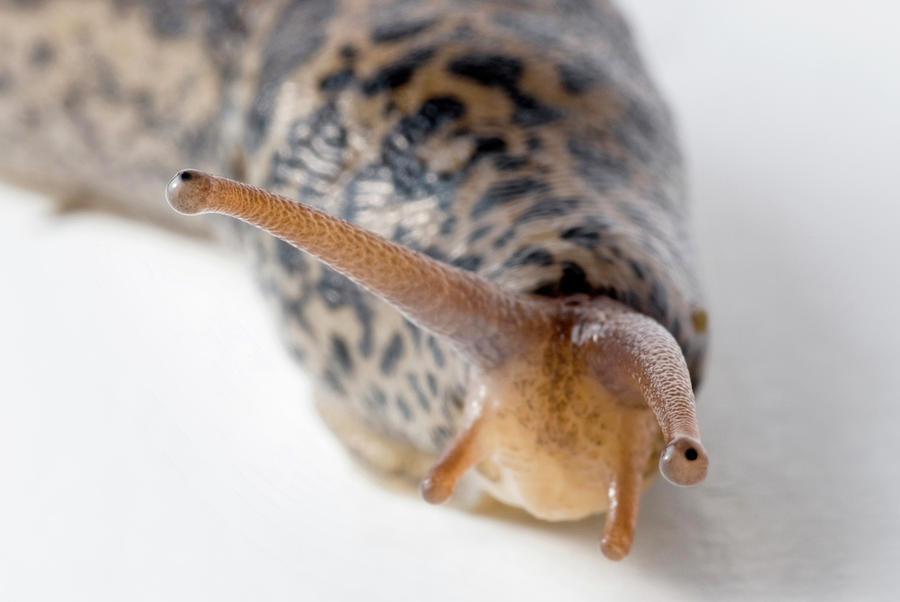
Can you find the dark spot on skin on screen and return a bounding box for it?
[452,255,483,272]
[362,45,437,95]
[470,177,549,219]
[628,259,647,280]
[113,0,188,38]
[453,22,475,40]
[392,224,412,245]
[340,45,357,60]
[395,395,413,421]
[492,228,517,249]
[93,56,120,100]
[671,317,682,340]
[60,85,99,146]
[315,269,374,358]
[623,289,641,310]
[448,53,560,126]
[509,92,560,126]
[403,320,422,350]
[561,216,612,248]
[439,216,457,236]
[319,68,355,92]
[421,245,447,263]
[275,239,307,274]
[131,89,156,125]
[278,283,315,337]
[431,425,452,448]
[372,17,437,43]
[649,278,669,319]
[417,95,466,127]
[29,40,54,67]
[380,333,404,376]
[376,95,465,200]
[558,263,592,295]
[200,1,253,64]
[62,86,82,111]
[474,137,507,155]
[365,386,388,411]
[504,246,554,268]
[330,334,353,373]
[467,225,493,244]
[426,372,438,396]
[685,448,698,461]
[180,171,193,181]
[533,262,593,297]
[515,197,581,224]
[322,368,345,394]
[448,53,523,87]
[468,138,526,171]
[558,58,609,94]
[287,342,306,362]
[567,136,629,191]
[427,335,445,368]
[449,391,464,411]
[407,373,431,411]
[527,136,542,151]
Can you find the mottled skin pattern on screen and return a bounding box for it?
[0,0,707,478]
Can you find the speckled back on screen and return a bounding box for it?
[232,0,707,453]
[0,0,707,457]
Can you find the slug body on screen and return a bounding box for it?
[1,0,709,559]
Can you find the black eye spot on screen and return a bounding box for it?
[684,448,698,461]
[180,171,192,181]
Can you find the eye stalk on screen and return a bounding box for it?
[164,169,551,366]
[660,435,708,486]
[166,169,211,215]
[582,299,709,488]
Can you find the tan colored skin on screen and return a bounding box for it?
[167,170,709,559]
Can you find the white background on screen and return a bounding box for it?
[2,1,899,600]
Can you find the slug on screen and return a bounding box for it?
[0,0,709,560]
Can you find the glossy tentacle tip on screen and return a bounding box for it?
[600,533,633,562]
[166,169,212,215]
[659,436,708,486]
[419,473,454,505]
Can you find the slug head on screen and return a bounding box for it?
[420,296,707,560]
[166,171,708,561]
